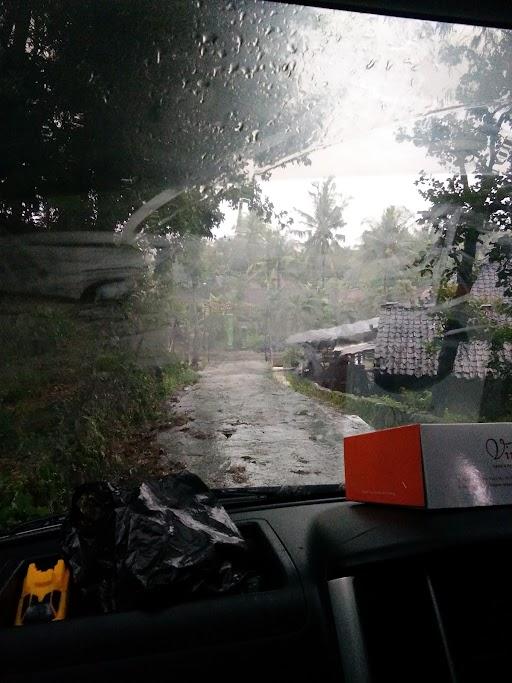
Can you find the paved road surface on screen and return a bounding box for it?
[157,354,370,488]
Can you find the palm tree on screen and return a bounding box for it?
[247,227,298,290]
[360,206,414,259]
[246,225,300,353]
[294,177,347,289]
[358,206,421,301]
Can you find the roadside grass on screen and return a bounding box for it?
[0,300,197,529]
[281,371,512,428]
[282,372,432,429]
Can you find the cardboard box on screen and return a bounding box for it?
[344,423,512,508]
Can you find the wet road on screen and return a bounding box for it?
[157,354,371,488]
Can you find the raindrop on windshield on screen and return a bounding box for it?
[202,33,217,44]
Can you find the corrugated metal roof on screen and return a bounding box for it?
[333,341,375,355]
[286,317,379,346]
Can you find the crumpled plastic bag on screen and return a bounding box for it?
[61,471,247,613]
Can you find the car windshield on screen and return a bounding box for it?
[1,0,512,527]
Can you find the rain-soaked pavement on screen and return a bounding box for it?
[157,353,371,488]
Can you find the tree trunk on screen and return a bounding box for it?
[436,165,478,386]
[320,249,326,289]
[455,227,479,297]
[454,166,478,297]
[276,258,282,290]
[434,208,461,302]
[265,281,272,364]
[191,281,200,369]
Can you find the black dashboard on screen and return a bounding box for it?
[2,499,512,682]
[2,0,512,680]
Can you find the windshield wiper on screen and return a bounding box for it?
[0,514,66,543]
[0,485,345,541]
[214,483,345,507]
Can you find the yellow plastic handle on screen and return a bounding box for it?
[15,559,70,626]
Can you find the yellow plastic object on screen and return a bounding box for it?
[15,559,70,626]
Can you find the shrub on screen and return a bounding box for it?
[280,346,304,368]
[0,301,198,529]
[285,373,425,428]
[399,389,434,413]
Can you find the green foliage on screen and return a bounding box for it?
[488,325,512,384]
[495,300,512,316]
[280,347,304,368]
[1,1,322,234]
[94,352,128,373]
[424,339,443,356]
[355,206,431,303]
[161,362,198,396]
[413,171,512,299]
[243,332,265,351]
[439,409,484,423]
[0,302,197,529]
[361,206,414,260]
[285,373,421,429]
[399,389,434,413]
[398,28,512,301]
[293,177,348,289]
[436,280,458,303]
[190,198,432,356]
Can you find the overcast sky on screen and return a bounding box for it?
[214,123,446,245]
[211,8,475,245]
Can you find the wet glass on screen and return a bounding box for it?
[1,0,511,526]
